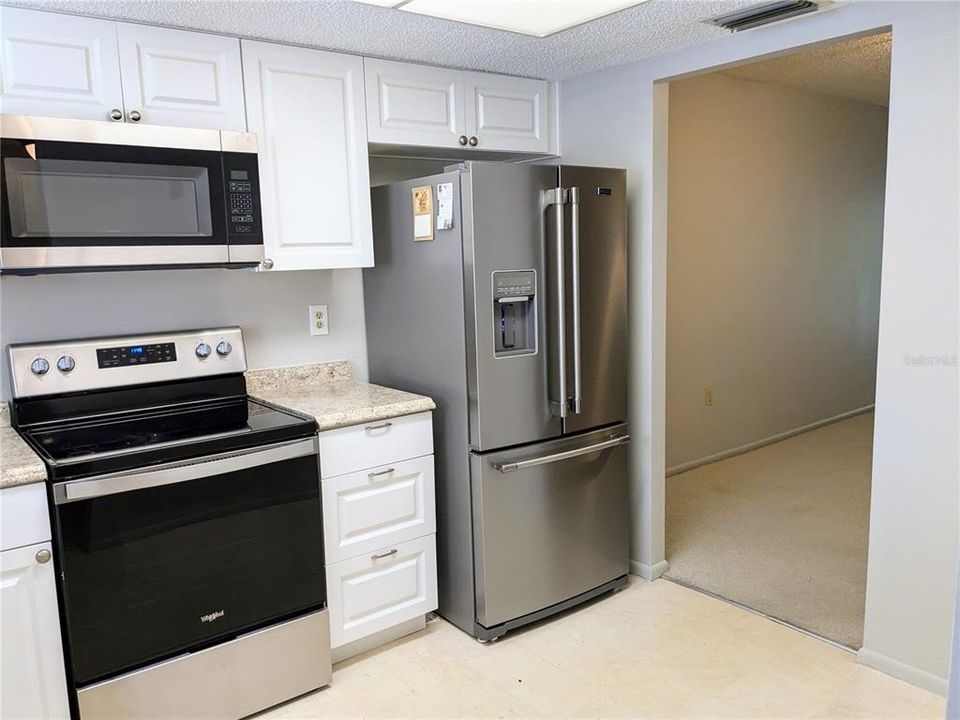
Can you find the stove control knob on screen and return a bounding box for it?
[216,341,232,357]
[195,343,212,359]
[56,355,76,373]
[30,357,50,375]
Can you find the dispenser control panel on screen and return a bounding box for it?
[494,272,536,300]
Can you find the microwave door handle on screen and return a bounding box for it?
[54,437,317,504]
[569,186,582,415]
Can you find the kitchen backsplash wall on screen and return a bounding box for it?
[0,268,368,399]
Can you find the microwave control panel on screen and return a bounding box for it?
[223,154,262,241]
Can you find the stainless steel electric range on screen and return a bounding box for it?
[8,327,330,720]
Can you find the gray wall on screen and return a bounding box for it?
[666,72,887,470]
[560,0,958,694]
[0,157,455,399]
[0,268,368,398]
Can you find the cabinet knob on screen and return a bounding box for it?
[468,136,479,147]
[109,108,123,121]
[128,109,142,122]
[458,135,468,146]
[261,258,274,270]
[36,549,51,564]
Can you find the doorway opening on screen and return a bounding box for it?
[664,32,892,650]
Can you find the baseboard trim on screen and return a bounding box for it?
[857,647,948,696]
[630,559,669,581]
[666,404,876,477]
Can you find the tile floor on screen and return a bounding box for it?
[256,578,945,719]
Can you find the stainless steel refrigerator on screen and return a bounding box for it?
[364,162,629,641]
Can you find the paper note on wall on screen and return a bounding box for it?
[412,185,434,241]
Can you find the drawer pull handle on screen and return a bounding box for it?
[369,467,396,478]
[35,549,52,564]
[364,421,393,432]
[371,549,398,560]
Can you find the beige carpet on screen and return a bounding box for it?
[666,412,873,649]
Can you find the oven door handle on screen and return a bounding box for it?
[54,437,318,504]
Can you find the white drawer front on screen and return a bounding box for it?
[323,456,436,564]
[1,484,51,552]
[326,535,437,648]
[318,412,433,479]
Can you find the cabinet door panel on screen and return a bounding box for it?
[326,534,437,648]
[465,72,549,153]
[318,411,434,479]
[117,24,245,130]
[323,455,436,564]
[0,7,123,121]
[364,58,465,148]
[0,543,70,720]
[243,41,373,270]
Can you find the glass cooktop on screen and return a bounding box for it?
[19,397,316,480]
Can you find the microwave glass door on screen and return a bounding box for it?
[1,139,227,249]
[6,158,213,238]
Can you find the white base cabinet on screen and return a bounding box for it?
[319,412,437,657]
[326,534,438,649]
[0,485,70,720]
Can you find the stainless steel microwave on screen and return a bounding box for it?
[0,115,263,274]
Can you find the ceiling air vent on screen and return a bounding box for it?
[706,0,821,31]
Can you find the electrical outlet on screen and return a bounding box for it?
[704,387,714,407]
[308,305,329,336]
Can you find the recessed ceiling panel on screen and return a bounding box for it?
[390,0,648,37]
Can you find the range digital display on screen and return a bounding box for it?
[97,342,177,369]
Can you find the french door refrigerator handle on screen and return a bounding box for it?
[545,186,567,418]
[492,434,630,473]
[54,437,318,503]
[569,186,582,414]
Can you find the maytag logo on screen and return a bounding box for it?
[200,610,225,623]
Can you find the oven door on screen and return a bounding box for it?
[52,437,325,687]
[1,125,232,271]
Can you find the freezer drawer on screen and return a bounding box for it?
[470,424,630,629]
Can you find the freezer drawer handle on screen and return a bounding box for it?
[492,434,630,473]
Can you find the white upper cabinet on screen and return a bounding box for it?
[364,58,466,149]
[243,41,373,270]
[364,58,554,154]
[0,7,124,121]
[465,72,549,154]
[117,24,245,130]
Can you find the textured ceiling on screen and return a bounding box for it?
[721,31,891,106]
[5,0,767,80]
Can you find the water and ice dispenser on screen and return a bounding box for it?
[492,270,537,357]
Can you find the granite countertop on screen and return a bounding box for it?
[246,361,436,432]
[0,404,47,490]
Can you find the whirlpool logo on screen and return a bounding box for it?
[200,610,225,623]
